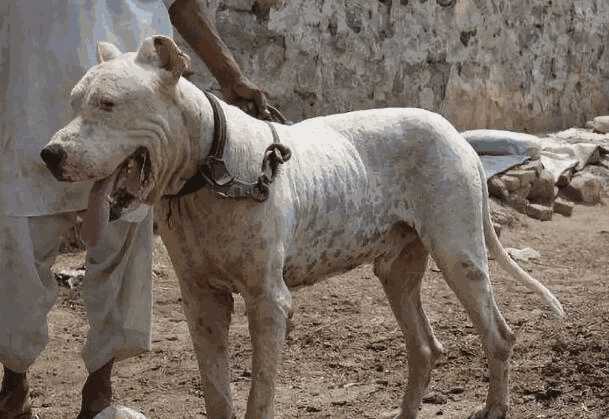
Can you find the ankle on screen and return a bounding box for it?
[80,360,113,415]
[1,367,28,394]
[0,367,31,416]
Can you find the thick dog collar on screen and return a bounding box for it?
[165,91,291,201]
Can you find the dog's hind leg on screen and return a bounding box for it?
[407,155,515,418]
[374,237,444,419]
[430,237,515,419]
[178,275,236,419]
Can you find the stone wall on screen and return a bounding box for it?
[180,0,609,132]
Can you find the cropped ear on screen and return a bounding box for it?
[96,42,122,63]
[135,35,191,84]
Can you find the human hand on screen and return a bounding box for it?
[220,76,271,120]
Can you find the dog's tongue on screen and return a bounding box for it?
[81,174,116,247]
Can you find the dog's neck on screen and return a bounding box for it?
[161,79,273,197]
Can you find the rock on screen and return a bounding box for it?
[550,127,609,150]
[507,195,528,214]
[533,386,563,401]
[505,168,537,186]
[528,169,555,205]
[94,406,147,419]
[586,116,609,134]
[380,409,402,419]
[503,168,534,213]
[448,386,466,395]
[176,1,609,133]
[488,177,509,200]
[490,198,518,226]
[526,203,553,221]
[557,170,573,187]
[305,405,322,413]
[553,199,574,217]
[507,247,541,263]
[561,172,603,204]
[255,0,284,11]
[581,163,609,189]
[500,169,535,214]
[519,160,545,176]
[422,392,447,405]
[500,175,521,192]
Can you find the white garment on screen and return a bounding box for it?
[0,211,153,373]
[0,0,173,216]
[0,0,179,373]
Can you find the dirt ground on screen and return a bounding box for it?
[9,201,608,418]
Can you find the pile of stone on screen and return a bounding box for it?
[489,160,582,220]
[463,123,609,222]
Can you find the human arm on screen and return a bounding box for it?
[167,0,271,118]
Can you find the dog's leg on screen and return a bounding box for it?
[179,277,235,419]
[375,239,444,419]
[434,250,515,419]
[243,272,292,419]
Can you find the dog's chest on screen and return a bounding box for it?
[157,193,285,289]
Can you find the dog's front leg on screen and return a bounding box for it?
[243,269,292,419]
[178,276,235,419]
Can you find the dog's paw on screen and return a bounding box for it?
[379,408,418,419]
[468,405,508,419]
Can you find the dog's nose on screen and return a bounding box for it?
[40,144,67,179]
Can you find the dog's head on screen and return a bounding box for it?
[42,36,193,222]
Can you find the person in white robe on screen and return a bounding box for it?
[0,1,272,417]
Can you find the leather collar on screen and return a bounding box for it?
[165,91,291,201]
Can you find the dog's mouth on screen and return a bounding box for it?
[81,147,154,246]
[108,147,154,221]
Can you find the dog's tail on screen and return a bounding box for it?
[477,163,565,318]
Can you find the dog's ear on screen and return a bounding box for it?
[96,42,122,63]
[136,36,191,84]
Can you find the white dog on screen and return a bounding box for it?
[43,36,563,419]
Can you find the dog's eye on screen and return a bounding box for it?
[99,99,115,112]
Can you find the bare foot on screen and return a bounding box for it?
[0,367,33,419]
[76,360,114,419]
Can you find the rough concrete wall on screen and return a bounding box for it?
[180,0,609,132]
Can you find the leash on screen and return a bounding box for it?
[165,91,292,202]
[266,104,290,125]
